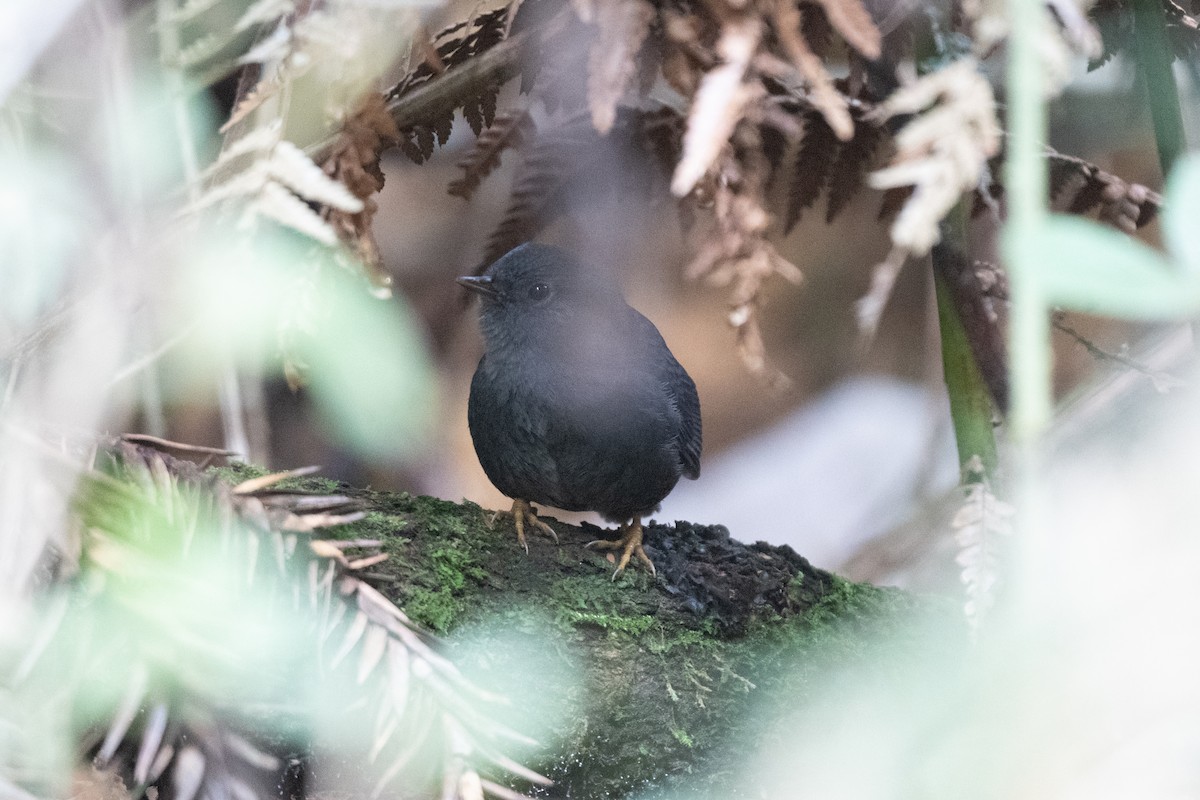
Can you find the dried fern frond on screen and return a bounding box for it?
[321,93,402,291]
[672,15,763,197]
[825,108,885,223]
[388,7,512,100]
[1089,0,1200,69]
[380,5,515,165]
[783,108,839,232]
[769,0,854,140]
[1046,148,1163,232]
[685,142,802,389]
[953,457,1014,634]
[190,121,362,246]
[860,58,999,337]
[586,0,655,134]
[5,443,547,800]
[448,110,536,200]
[480,112,625,268]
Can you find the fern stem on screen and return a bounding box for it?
[1130,0,1187,179]
[308,29,530,162]
[932,212,999,484]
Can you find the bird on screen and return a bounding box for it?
[458,243,701,578]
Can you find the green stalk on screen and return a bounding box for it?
[1130,0,1187,178]
[1003,0,1051,446]
[933,264,1000,483]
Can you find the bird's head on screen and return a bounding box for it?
[458,243,622,348]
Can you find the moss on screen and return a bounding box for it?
[276,474,343,494]
[205,463,343,495]
[670,727,695,748]
[430,543,487,591]
[561,611,655,636]
[199,469,950,797]
[324,490,501,633]
[404,586,463,633]
[206,462,269,485]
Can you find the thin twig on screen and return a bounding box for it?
[1052,314,1187,390]
[120,433,238,456]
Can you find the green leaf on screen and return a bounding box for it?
[1035,215,1200,318]
[183,230,434,463]
[1164,153,1200,275]
[299,265,435,463]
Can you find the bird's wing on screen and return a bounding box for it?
[668,356,702,480]
[628,311,702,480]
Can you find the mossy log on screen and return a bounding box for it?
[213,463,956,799]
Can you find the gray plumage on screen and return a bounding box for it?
[461,243,701,524]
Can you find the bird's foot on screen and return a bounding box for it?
[586,518,656,580]
[510,498,559,553]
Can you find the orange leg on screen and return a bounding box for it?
[509,498,559,553]
[586,517,656,579]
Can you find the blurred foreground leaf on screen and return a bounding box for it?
[182,231,435,462]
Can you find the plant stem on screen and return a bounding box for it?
[1003,0,1052,446]
[932,239,999,483]
[1130,0,1187,179]
[1004,0,1054,580]
[307,30,530,162]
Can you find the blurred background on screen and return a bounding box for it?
[9,2,1200,799]
[165,64,1174,587]
[2,0,1189,596]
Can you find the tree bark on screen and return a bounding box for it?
[210,462,955,799]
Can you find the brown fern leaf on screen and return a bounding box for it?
[398,131,426,164]
[462,82,503,137]
[381,5,514,162]
[825,111,884,223]
[461,94,484,137]
[784,109,839,233]
[1047,149,1163,232]
[481,139,578,268]
[480,82,499,129]
[812,0,882,58]
[448,110,536,200]
[481,114,623,268]
[587,0,656,133]
[770,0,854,139]
[387,7,511,100]
[432,112,454,146]
[321,93,401,289]
[799,1,834,58]
[684,148,801,389]
[760,122,790,187]
[413,124,436,161]
[641,106,686,180]
[877,185,912,224]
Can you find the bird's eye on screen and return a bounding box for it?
[528,282,551,303]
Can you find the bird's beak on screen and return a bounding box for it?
[457,275,499,299]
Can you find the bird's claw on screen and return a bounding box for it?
[586,518,656,579]
[510,499,558,553]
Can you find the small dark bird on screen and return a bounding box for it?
[458,243,701,578]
